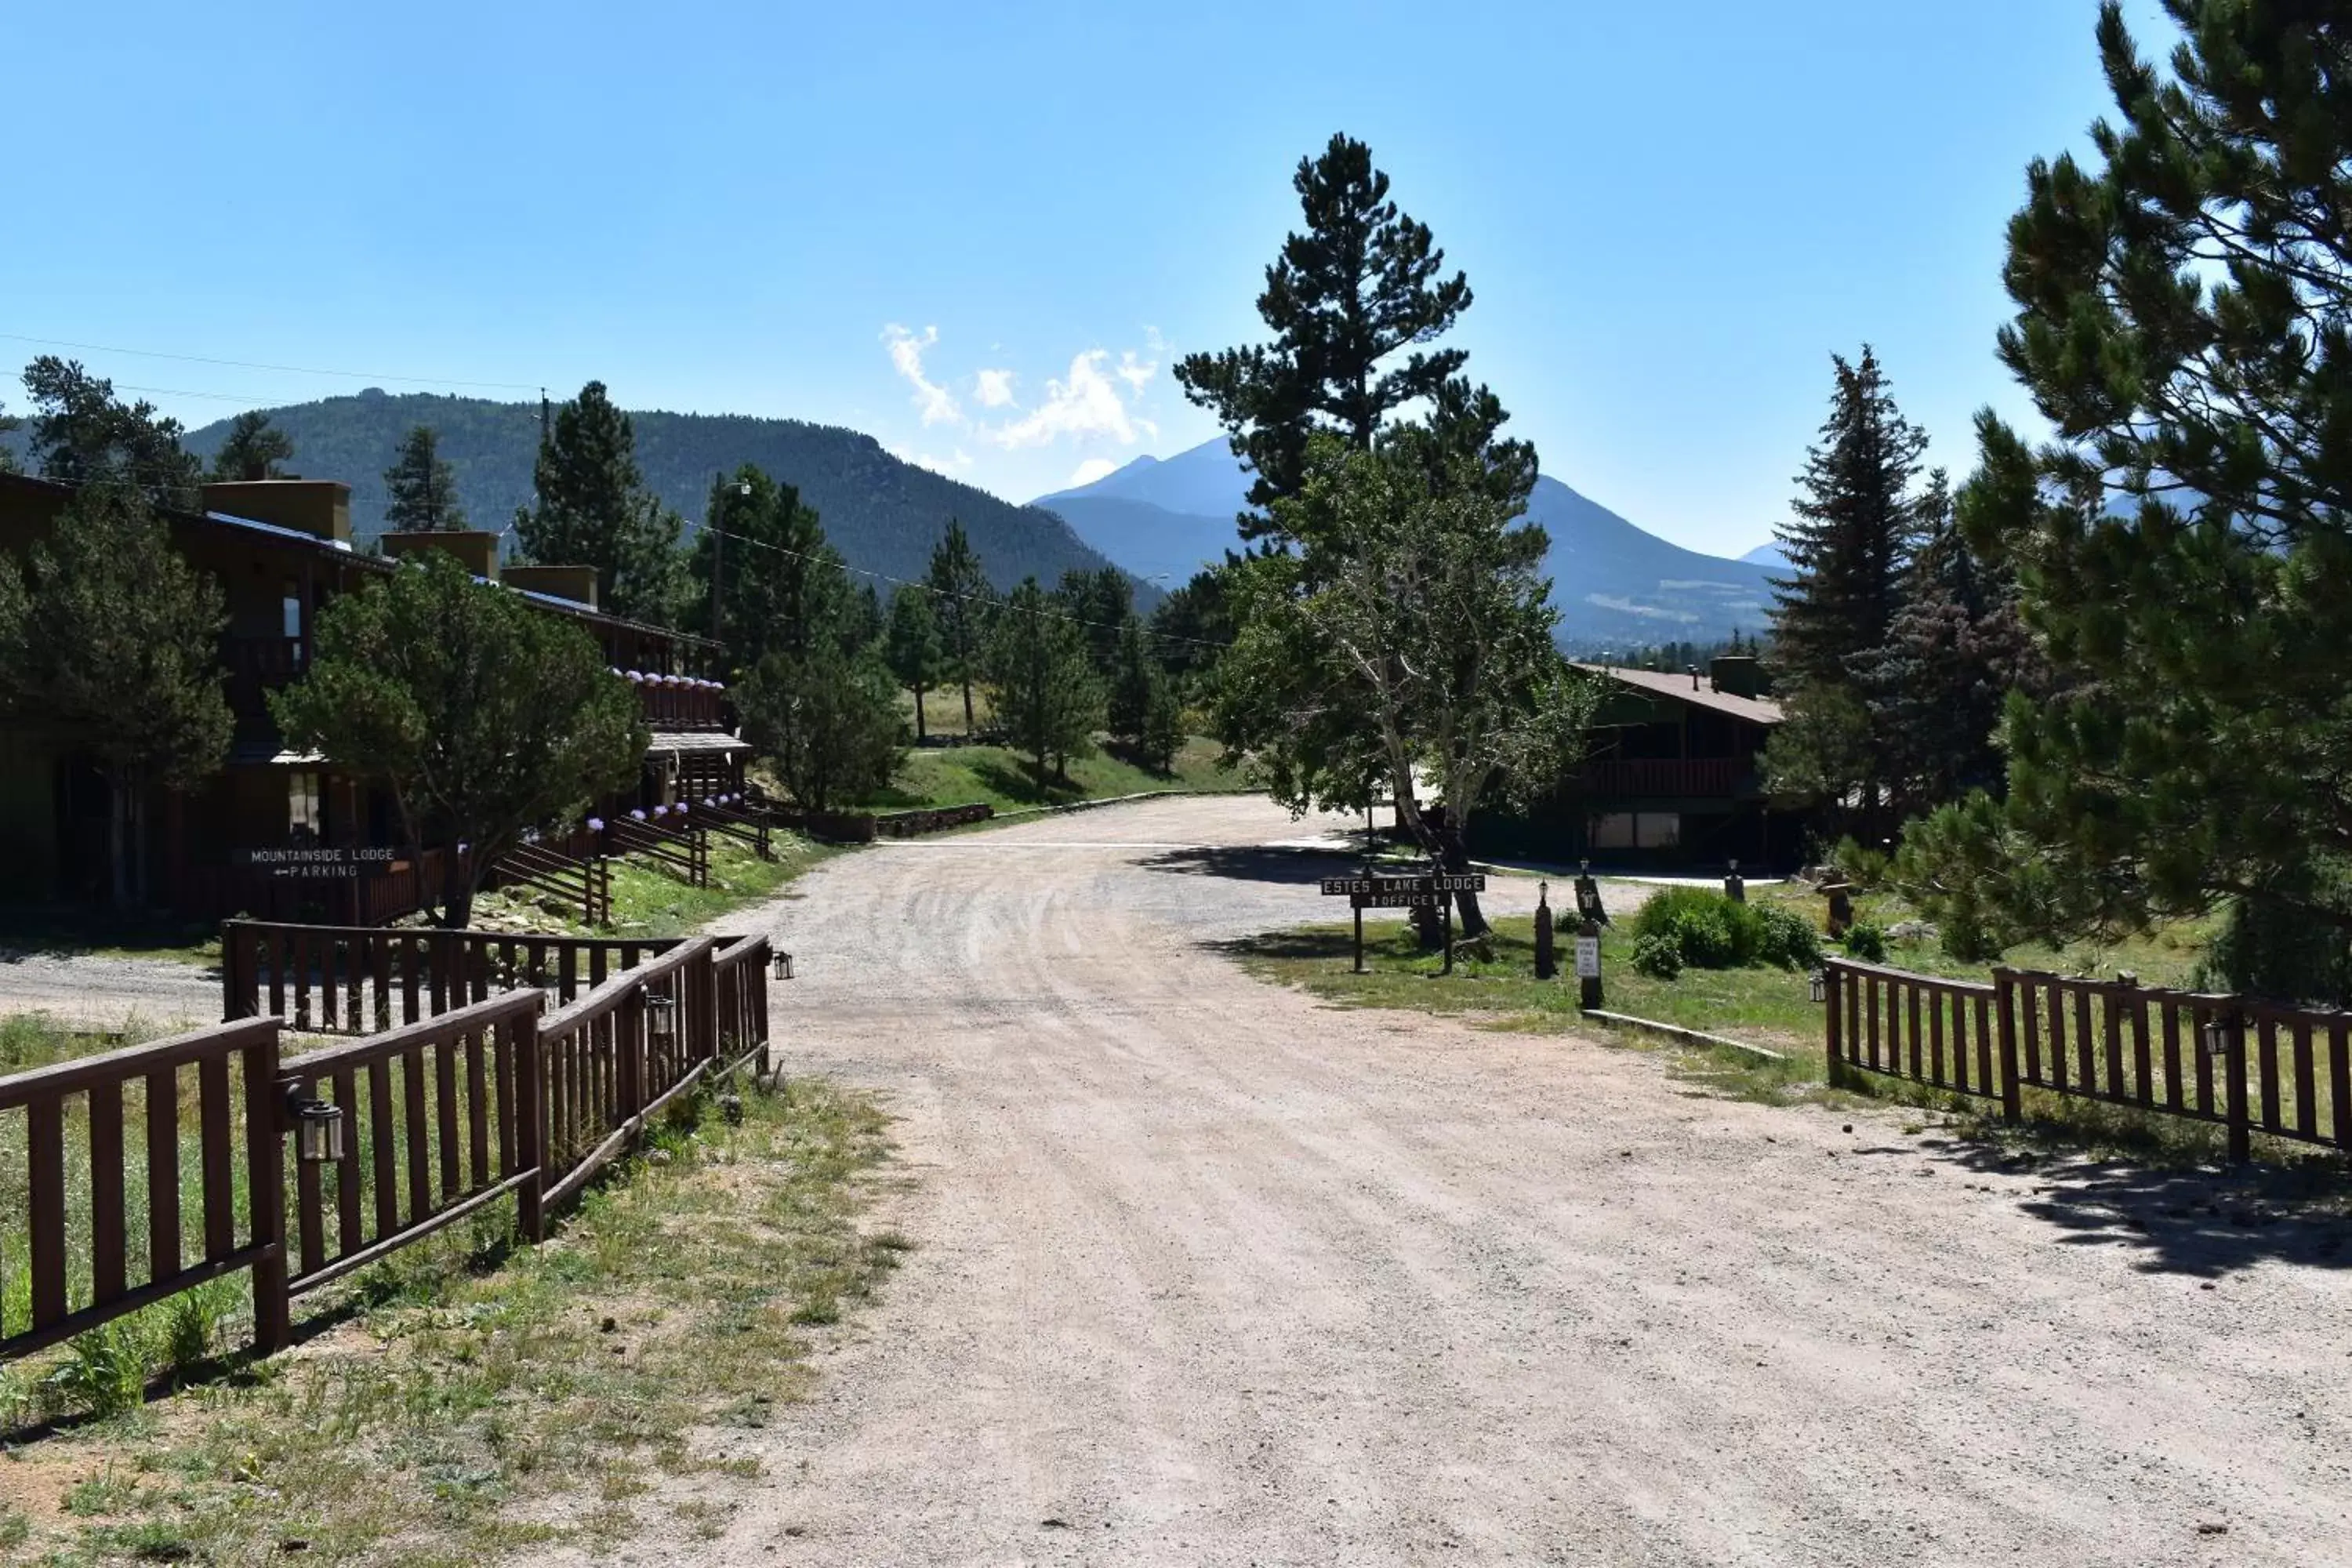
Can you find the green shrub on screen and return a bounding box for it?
[48,1322,147,1418]
[1754,905,1822,970]
[1831,835,1891,891]
[1631,933,1683,980]
[1631,887,1759,970]
[1842,921,1889,963]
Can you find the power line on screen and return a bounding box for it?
[0,331,540,392]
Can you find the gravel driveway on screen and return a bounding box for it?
[564,794,2348,1567]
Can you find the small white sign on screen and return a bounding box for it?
[1574,936,1601,979]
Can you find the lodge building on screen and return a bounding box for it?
[0,470,749,924]
[1472,655,1799,872]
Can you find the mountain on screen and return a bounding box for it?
[80,390,1133,598]
[1033,437,1777,650]
[1740,541,1792,572]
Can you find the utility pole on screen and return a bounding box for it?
[710,471,725,651]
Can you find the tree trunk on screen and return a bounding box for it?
[105,767,130,909]
[1420,805,1491,941]
[962,672,976,732]
[440,843,471,929]
[913,684,927,742]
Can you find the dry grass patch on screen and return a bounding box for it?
[0,1076,900,1566]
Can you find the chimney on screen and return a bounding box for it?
[502,564,599,610]
[381,529,501,581]
[1689,664,1700,691]
[199,479,353,546]
[1709,655,1762,698]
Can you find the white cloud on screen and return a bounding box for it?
[1113,350,1155,394]
[973,368,1018,408]
[881,323,960,426]
[1066,457,1119,488]
[982,350,1156,450]
[887,442,974,477]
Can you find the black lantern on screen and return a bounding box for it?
[771,950,794,982]
[2199,1017,2232,1062]
[287,1092,346,1164]
[1809,968,1828,1004]
[644,992,678,1049]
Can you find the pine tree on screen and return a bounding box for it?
[1906,1,2352,995]
[687,465,850,675]
[926,519,993,732]
[22,358,201,510]
[210,411,296,481]
[383,425,468,532]
[738,644,904,814]
[517,381,686,626]
[884,586,945,742]
[1106,614,1157,744]
[1055,565,1132,679]
[0,483,231,906]
[0,396,16,474]
[985,578,1101,787]
[1762,347,1931,835]
[1176,133,1524,523]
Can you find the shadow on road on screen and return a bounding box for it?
[1138,845,1352,887]
[1900,1136,2352,1279]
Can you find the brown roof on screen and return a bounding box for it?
[1571,662,1784,726]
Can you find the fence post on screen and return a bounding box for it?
[1824,964,1844,1089]
[221,920,252,1022]
[513,1009,546,1243]
[2224,1007,2252,1164]
[244,1022,292,1355]
[1995,967,2023,1123]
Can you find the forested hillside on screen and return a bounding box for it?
[162,390,1127,593]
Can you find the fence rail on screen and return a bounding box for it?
[6,924,775,1373]
[1824,960,2352,1160]
[606,817,710,887]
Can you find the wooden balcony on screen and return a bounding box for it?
[225,636,303,721]
[630,674,728,731]
[1577,757,1751,800]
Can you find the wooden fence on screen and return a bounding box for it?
[1824,960,2352,1161]
[1,927,776,1368]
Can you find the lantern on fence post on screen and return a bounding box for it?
[1809,967,1828,1004]
[645,992,678,1051]
[771,950,794,981]
[285,1091,346,1164]
[2199,1016,2231,1063]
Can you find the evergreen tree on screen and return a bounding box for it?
[517,381,687,626]
[1108,613,1185,774]
[926,518,993,731]
[1762,347,1931,836]
[985,578,1102,786]
[738,644,905,813]
[1055,564,1132,680]
[1140,677,1186,776]
[686,465,850,675]
[1902,2,2352,997]
[21,358,202,510]
[0,396,16,474]
[383,425,467,532]
[270,552,644,927]
[210,411,296,481]
[0,483,232,906]
[1149,561,1239,695]
[846,581,884,654]
[884,586,945,742]
[1176,133,1530,523]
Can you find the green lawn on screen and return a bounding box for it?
[471,832,839,938]
[846,734,1244,815]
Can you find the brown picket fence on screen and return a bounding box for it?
[4,926,775,1370]
[1824,960,2352,1161]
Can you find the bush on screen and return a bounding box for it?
[1754,905,1822,970]
[1632,933,1683,980]
[1630,887,1759,970]
[1841,920,1889,963]
[1830,835,1891,891]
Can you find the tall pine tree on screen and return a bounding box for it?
[209,411,295,481]
[985,578,1101,786]
[687,465,850,676]
[383,425,467,532]
[884,586,945,742]
[926,519,993,732]
[517,381,686,626]
[22,358,202,510]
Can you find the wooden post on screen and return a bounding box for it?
[245,1024,291,1356]
[2223,1007,2252,1165]
[221,920,250,1022]
[1534,884,1557,981]
[512,1011,546,1243]
[1995,967,2023,1123]
[1577,919,1603,1011]
[1824,964,1843,1088]
[1441,895,1454,977]
[1352,904,1365,975]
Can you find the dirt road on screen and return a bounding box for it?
[570,794,2342,1567]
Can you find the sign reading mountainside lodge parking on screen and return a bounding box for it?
[230,846,398,880]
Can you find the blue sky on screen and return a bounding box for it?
[3,1,2168,557]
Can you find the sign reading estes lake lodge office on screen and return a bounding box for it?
[230,846,398,880]
[1319,873,1486,907]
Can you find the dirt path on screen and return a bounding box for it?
[533,793,2343,1567]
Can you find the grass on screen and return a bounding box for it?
[471,831,839,939]
[1229,891,2338,1171]
[0,1073,902,1566]
[900,684,995,739]
[847,734,1242,815]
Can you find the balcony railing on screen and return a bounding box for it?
[1578,757,1751,800]
[625,673,728,731]
[225,636,303,720]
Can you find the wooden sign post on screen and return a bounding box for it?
[1576,919,1603,1010]
[1320,870,1487,975]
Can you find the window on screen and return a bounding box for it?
[283,583,303,665]
[1592,812,1636,850]
[289,771,322,845]
[1590,811,1680,851]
